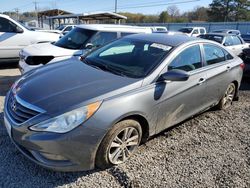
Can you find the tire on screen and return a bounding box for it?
[217,83,236,110]
[96,119,142,169]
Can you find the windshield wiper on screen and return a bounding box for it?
[83,59,127,77]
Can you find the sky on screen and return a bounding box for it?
[0,0,212,14]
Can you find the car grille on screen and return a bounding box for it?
[7,94,41,124]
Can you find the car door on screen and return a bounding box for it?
[231,35,245,56]
[191,29,199,37]
[0,17,28,60]
[200,28,206,35]
[155,44,207,133]
[201,43,234,107]
[223,36,237,55]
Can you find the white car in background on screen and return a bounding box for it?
[0,14,60,64]
[212,29,241,36]
[178,27,206,37]
[55,25,76,35]
[19,24,152,74]
[199,33,249,56]
[150,26,168,33]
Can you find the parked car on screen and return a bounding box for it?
[199,33,249,56]
[0,14,60,64]
[150,26,168,33]
[4,34,243,171]
[55,25,76,35]
[212,29,241,36]
[178,27,206,37]
[242,48,250,77]
[241,34,250,43]
[19,24,152,74]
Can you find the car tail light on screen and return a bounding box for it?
[240,63,245,70]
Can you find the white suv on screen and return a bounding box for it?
[0,14,60,64]
[19,24,152,74]
[178,27,206,37]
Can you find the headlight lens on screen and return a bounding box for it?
[30,101,101,133]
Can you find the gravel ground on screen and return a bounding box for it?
[0,66,249,188]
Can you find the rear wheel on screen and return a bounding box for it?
[96,119,142,169]
[217,83,236,110]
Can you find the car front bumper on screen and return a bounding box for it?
[4,104,107,172]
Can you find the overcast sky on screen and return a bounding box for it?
[0,0,212,14]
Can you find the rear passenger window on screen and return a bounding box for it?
[90,32,117,47]
[224,36,233,46]
[168,45,202,72]
[121,32,136,37]
[203,44,225,65]
[200,29,205,34]
[232,36,242,45]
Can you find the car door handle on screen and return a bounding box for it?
[198,78,206,85]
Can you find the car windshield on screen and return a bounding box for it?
[178,28,193,33]
[199,35,223,44]
[54,28,97,50]
[84,38,172,78]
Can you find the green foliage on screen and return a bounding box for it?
[208,0,250,21]
[159,11,170,23]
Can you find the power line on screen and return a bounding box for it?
[89,0,200,12]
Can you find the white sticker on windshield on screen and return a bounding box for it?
[150,43,172,51]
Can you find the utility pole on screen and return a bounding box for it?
[33,1,39,27]
[33,1,38,17]
[115,0,117,13]
[14,8,19,20]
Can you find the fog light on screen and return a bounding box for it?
[40,152,68,161]
[31,150,68,161]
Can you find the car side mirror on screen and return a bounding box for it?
[223,42,229,46]
[159,69,189,82]
[16,26,23,33]
[85,43,94,49]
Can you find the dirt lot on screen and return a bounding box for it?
[0,65,250,188]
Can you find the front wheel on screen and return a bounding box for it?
[96,119,142,169]
[217,83,236,110]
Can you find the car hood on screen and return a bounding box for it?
[22,42,82,57]
[14,60,142,114]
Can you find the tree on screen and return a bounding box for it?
[207,0,250,22]
[167,5,180,20]
[159,11,170,23]
[233,0,250,21]
[187,6,209,21]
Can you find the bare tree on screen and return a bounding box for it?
[167,5,180,19]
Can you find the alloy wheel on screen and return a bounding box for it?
[108,127,139,165]
[222,84,235,109]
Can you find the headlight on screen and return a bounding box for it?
[19,50,26,61]
[30,101,101,133]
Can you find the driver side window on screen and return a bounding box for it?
[168,45,202,72]
[0,17,18,33]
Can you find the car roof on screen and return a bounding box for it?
[76,24,152,33]
[213,29,239,32]
[204,33,238,37]
[124,33,199,47]
[0,14,10,18]
[180,27,205,29]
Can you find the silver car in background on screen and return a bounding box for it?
[4,34,244,171]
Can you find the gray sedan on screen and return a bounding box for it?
[4,34,244,171]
